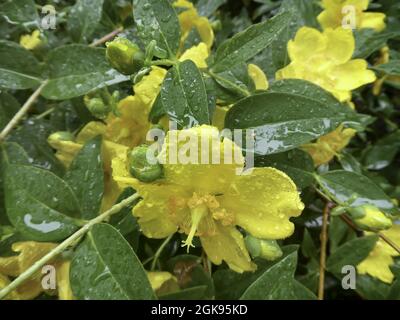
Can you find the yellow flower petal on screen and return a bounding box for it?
[357,225,400,283]
[20,30,43,50]
[179,42,209,68]
[134,66,167,106]
[359,12,386,32]
[248,64,269,90]
[288,27,326,63]
[324,28,354,64]
[147,271,179,294]
[56,261,74,300]
[220,168,304,239]
[158,125,244,194]
[211,106,229,131]
[201,225,255,273]
[76,121,107,144]
[332,59,376,91]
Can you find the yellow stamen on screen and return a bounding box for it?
[181,203,208,252]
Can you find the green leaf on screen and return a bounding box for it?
[363,130,400,170]
[41,45,129,100]
[0,0,39,27]
[0,40,43,90]
[356,274,391,300]
[329,215,356,253]
[0,91,20,131]
[372,60,400,77]
[8,118,65,176]
[354,29,400,59]
[210,11,291,73]
[64,136,104,219]
[195,0,226,17]
[70,223,155,300]
[160,60,210,128]
[255,149,314,188]
[240,251,317,300]
[317,170,398,215]
[67,0,105,43]
[327,235,378,275]
[133,0,181,58]
[225,80,362,155]
[337,151,363,174]
[4,164,80,241]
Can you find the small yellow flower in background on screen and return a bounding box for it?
[357,224,400,284]
[112,125,304,273]
[174,0,214,50]
[276,27,376,165]
[372,46,400,95]
[248,64,269,91]
[19,30,44,50]
[0,242,72,300]
[318,0,386,32]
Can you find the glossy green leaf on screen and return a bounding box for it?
[67,0,104,43]
[210,11,292,73]
[363,130,400,170]
[195,0,226,17]
[70,223,155,300]
[255,149,314,188]
[225,80,363,155]
[317,170,398,215]
[160,60,210,128]
[0,0,39,27]
[372,60,400,77]
[327,235,378,275]
[64,136,104,219]
[133,0,181,58]
[356,274,391,300]
[0,91,20,131]
[41,45,129,100]
[338,151,363,174]
[240,251,317,300]
[354,29,400,59]
[4,164,80,241]
[0,40,43,90]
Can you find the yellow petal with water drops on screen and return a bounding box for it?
[111,144,137,190]
[134,66,167,106]
[248,64,268,90]
[212,106,229,131]
[200,224,255,273]
[324,28,354,64]
[357,225,400,284]
[220,168,304,240]
[179,42,209,69]
[48,139,82,168]
[360,12,386,32]
[133,183,188,238]
[288,27,326,63]
[56,261,74,300]
[105,96,150,147]
[158,125,244,194]
[332,59,376,91]
[302,126,356,166]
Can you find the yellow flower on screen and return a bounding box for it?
[357,224,400,284]
[372,46,400,95]
[19,30,43,50]
[276,27,376,165]
[318,0,386,32]
[174,0,214,50]
[0,242,72,300]
[112,125,304,273]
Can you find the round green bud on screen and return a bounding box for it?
[128,145,163,183]
[84,96,110,120]
[350,205,393,232]
[106,37,144,75]
[245,235,283,261]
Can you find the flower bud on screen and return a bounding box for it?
[349,205,393,232]
[245,235,283,261]
[128,145,163,182]
[84,96,110,120]
[106,37,144,75]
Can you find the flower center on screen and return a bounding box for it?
[181,203,208,252]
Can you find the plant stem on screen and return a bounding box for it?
[0,81,48,143]
[0,193,140,300]
[150,234,173,271]
[90,27,123,47]
[318,202,331,300]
